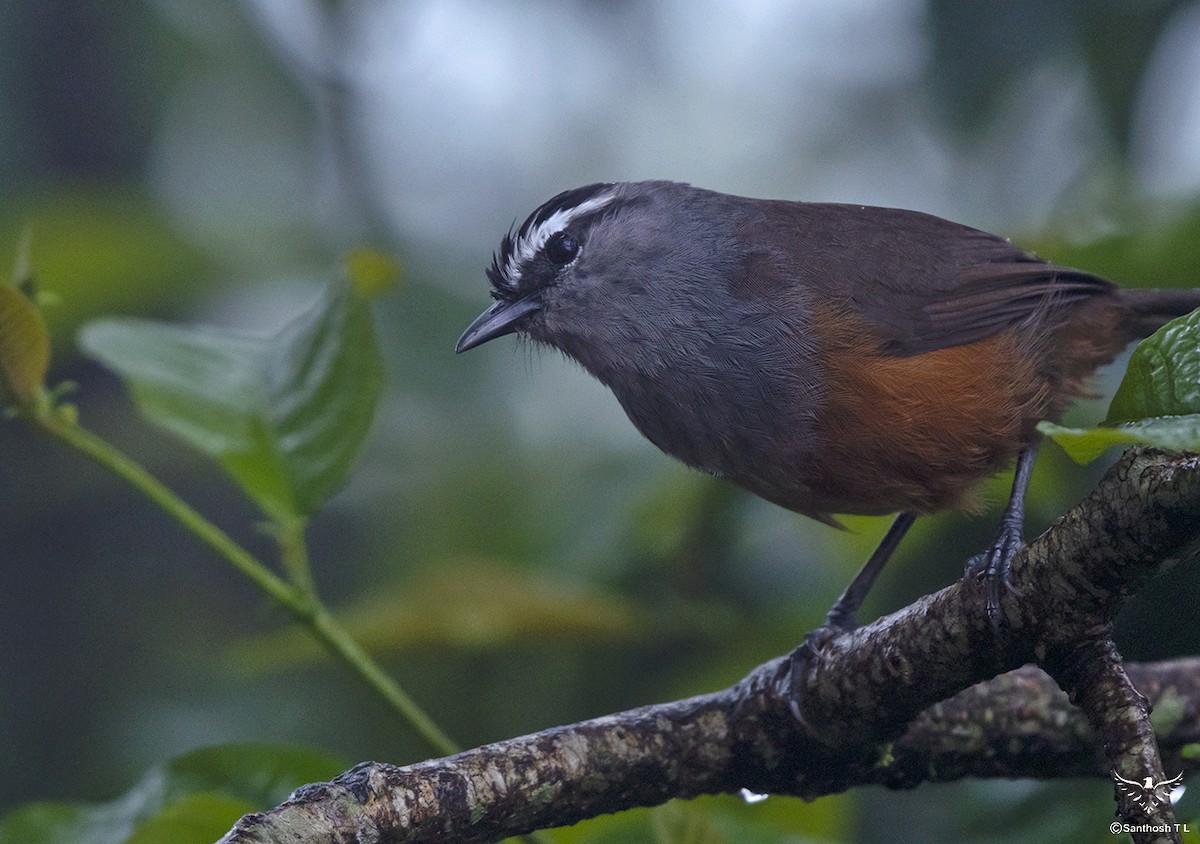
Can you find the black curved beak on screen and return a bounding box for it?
[455,295,543,353]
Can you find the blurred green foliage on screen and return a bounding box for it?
[0,745,345,844]
[927,0,1189,148]
[0,188,215,334]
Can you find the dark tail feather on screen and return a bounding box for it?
[1119,288,1200,336]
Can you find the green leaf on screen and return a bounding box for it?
[156,744,344,806]
[1107,306,1200,423]
[0,802,121,844]
[78,277,386,518]
[0,744,345,844]
[1038,421,1145,464]
[548,792,850,844]
[1040,307,1200,463]
[1038,416,1200,464]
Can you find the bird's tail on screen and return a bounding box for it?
[1118,288,1200,336]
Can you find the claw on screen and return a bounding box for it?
[787,625,839,728]
[966,529,1023,630]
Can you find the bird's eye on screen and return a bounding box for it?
[545,231,580,265]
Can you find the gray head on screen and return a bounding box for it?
[456,181,758,378]
[456,180,824,512]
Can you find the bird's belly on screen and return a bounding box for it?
[794,330,1053,517]
[608,326,1054,522]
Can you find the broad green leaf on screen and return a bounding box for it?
[0,281,50,404]
[78,276,386,518]
[155,744,344,805]
[1107,306,1200,423]
[0,744,345,844]
[1040,307,1200,463]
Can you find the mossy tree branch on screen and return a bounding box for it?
[221,449,1200,844]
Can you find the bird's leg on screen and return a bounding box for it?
[966,442,1038,627]
[824,511,917,630]
[788,511,916,723]
[789,447,1038,724]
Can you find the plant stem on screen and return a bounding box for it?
[309,607,457,756]
[275,513,318,605]
[33,404,458,757]
[39,409,296,606]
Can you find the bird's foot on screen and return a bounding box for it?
[965,519,1025,632]
[786,617,853,729]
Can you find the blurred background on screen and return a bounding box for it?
[3,1,1200,841]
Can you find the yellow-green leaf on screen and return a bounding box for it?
[1037,421,1145,464]
[1039,416,1200,464]
[0,282,50,404]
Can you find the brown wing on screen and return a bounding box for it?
[889,256,1117,355]
[756,200,1117,356]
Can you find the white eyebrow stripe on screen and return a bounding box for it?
[504,191,617,282]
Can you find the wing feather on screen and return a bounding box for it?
[755,200,1117,356]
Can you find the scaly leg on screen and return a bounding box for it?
[966,442,1038,627]
[789,511,916,722]
[824,511,917,630]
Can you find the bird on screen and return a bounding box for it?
[456,180,1200,630]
